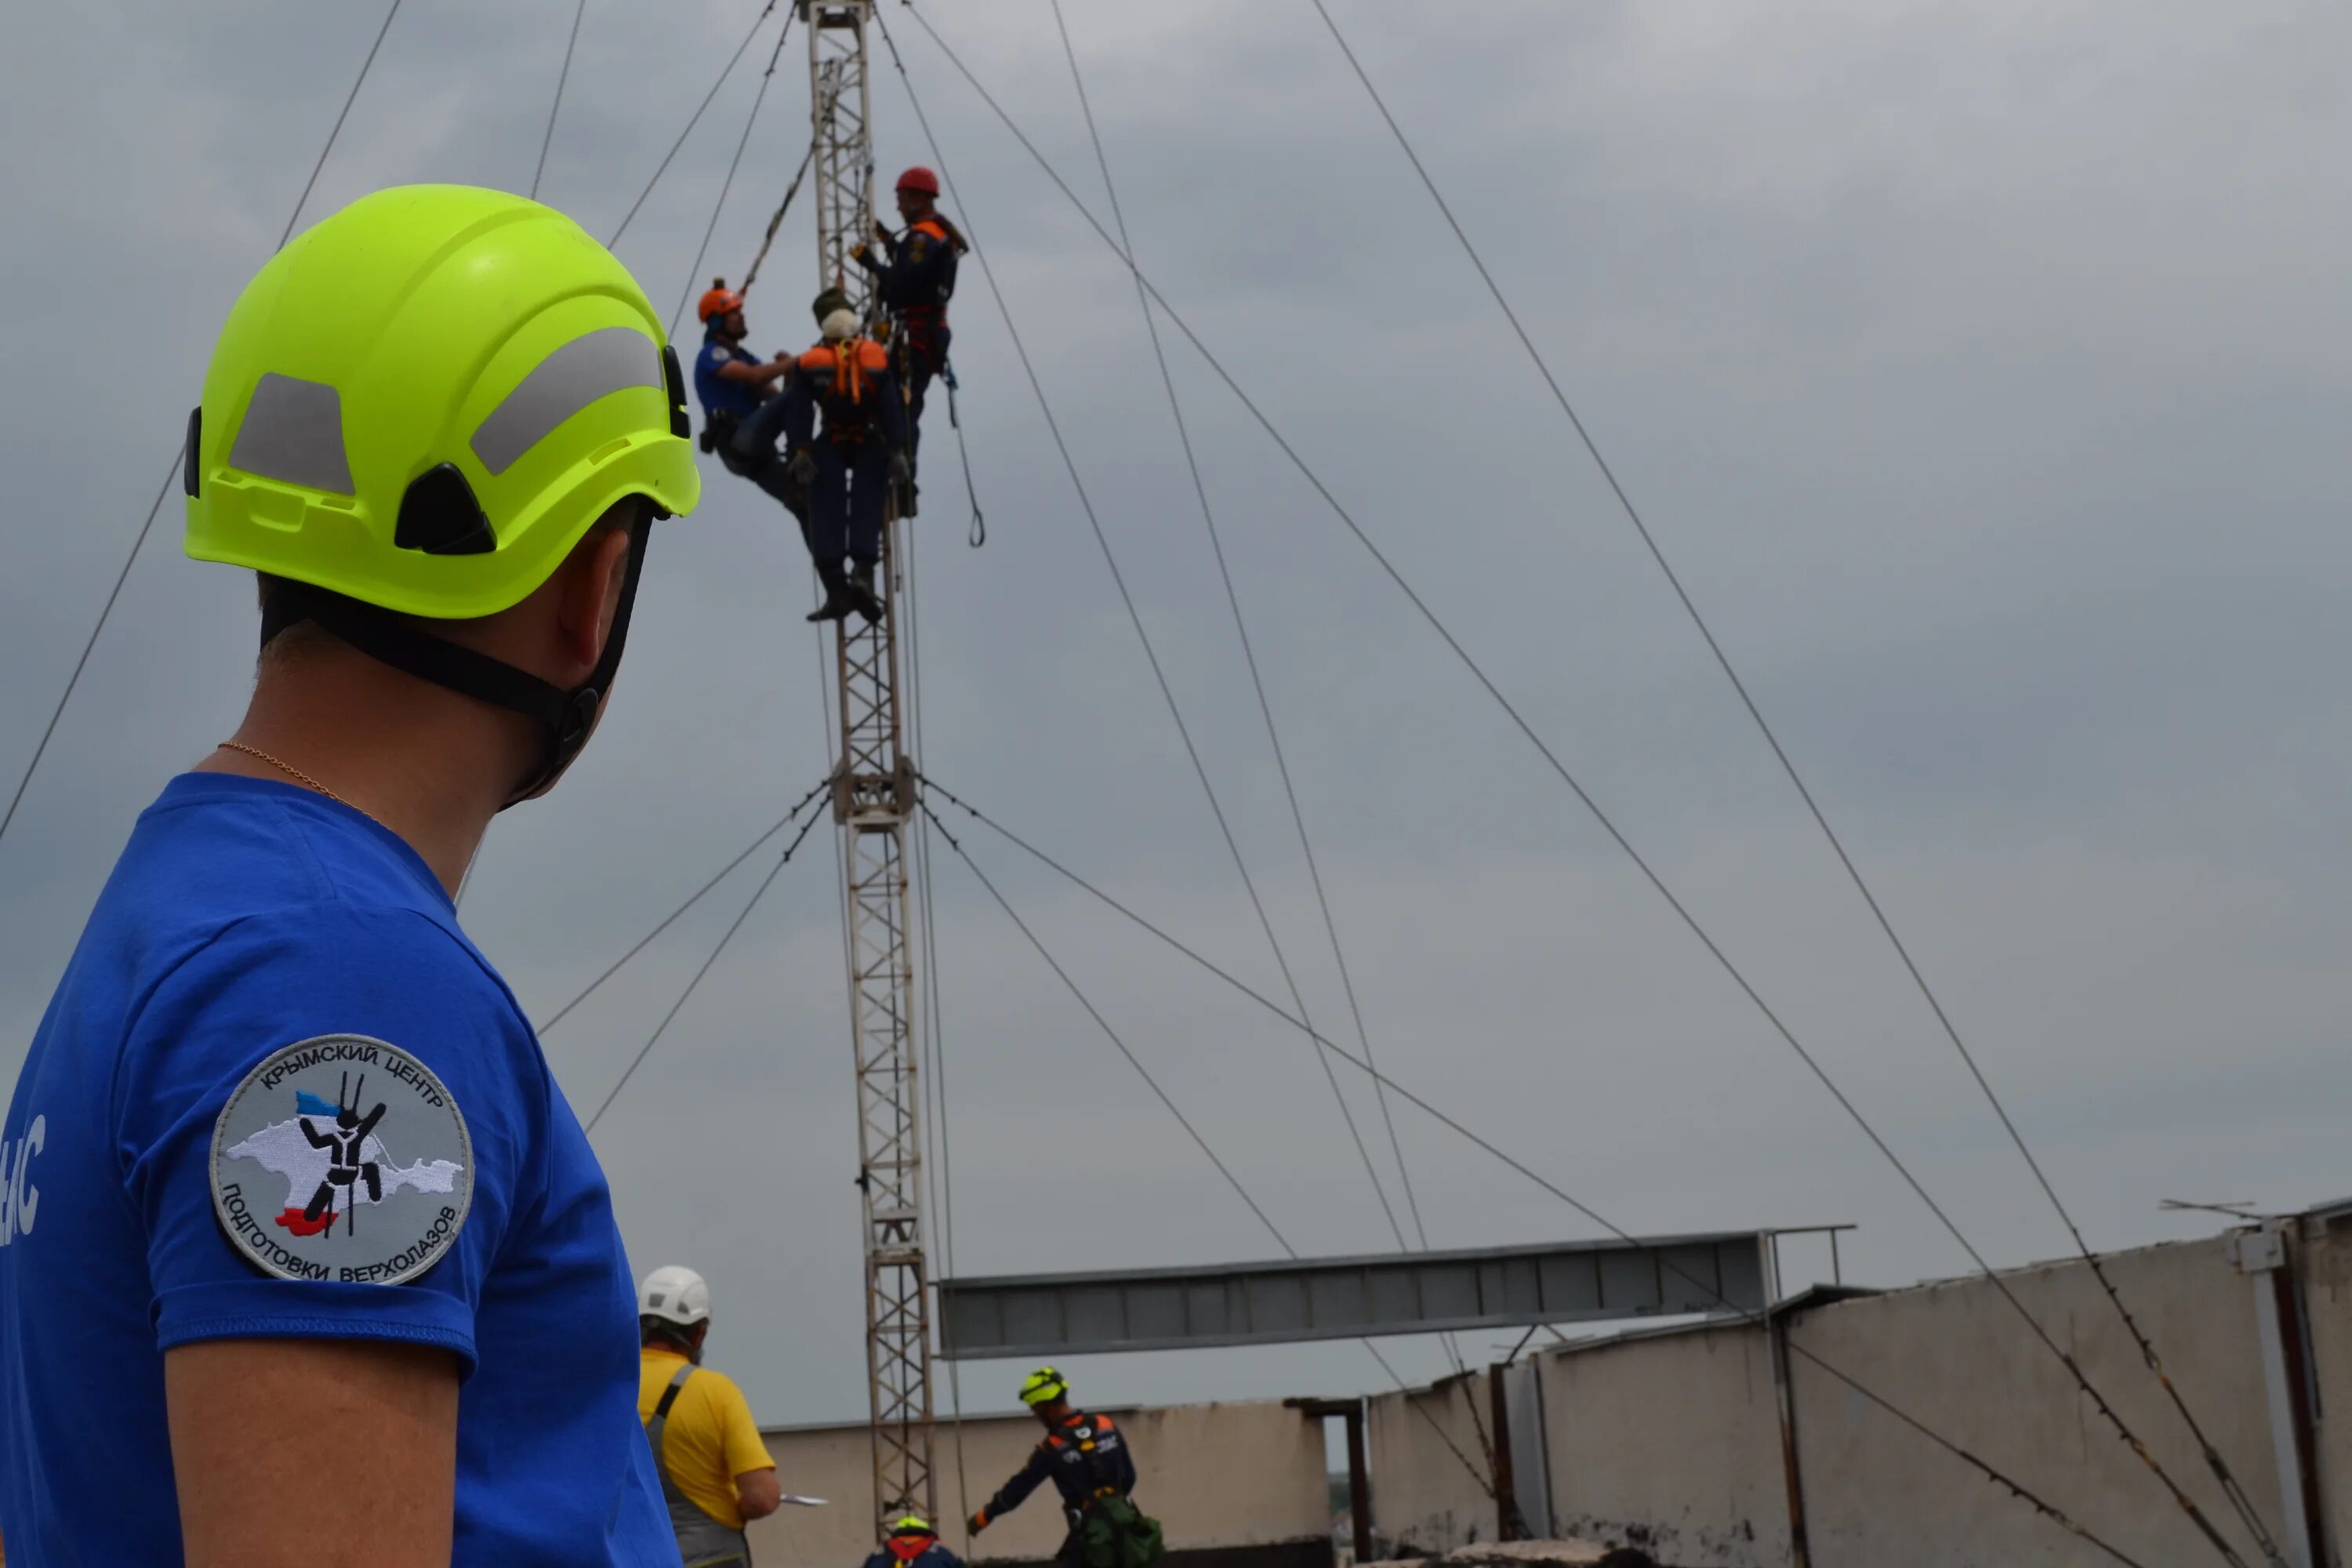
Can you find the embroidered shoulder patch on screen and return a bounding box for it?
[209,1034,474,1286]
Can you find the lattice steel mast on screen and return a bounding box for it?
[803,0,935,1530]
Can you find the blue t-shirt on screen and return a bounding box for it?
[0,773,681,1566]
[694,336,762,419]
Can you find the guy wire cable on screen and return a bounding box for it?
[1044,0,1490,1442]
[0,0,407,865]
[1297,2,2281,1555]
[530,0,589,200]
[873,7,1414,1258]
[533,777,829,1036]
[606,0,779,249]
[918,796,2150,1566]
[666,7,798,340]
[921,771,2240,1565]
[920,798,1499,1501]
[583,804,825,1134]
[885,20,2251,1557]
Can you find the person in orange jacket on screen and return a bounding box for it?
[852,166,964,496]
[733,293,907,623]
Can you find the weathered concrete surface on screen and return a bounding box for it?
[1367,1371,1497,1553]
[746,1398,1330,1567]
[1363,1225,2304,1566]
[1360,1538,1650,1568]
[2293,1212,2352,1554]
[1789,1234,2278,1566]
[1537,1322,1791,1568]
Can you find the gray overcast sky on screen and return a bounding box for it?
[2,0,2350,1432]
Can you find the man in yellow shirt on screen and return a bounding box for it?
[638,1266,783,1567]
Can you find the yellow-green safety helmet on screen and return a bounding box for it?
[1019,1367,1069,1407]
[890,1517,935,1537]
[185,183,696,618]
[182,183,699,800]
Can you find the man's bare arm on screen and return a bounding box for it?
[167,1338,459,1568]
[736,1465,783,1521]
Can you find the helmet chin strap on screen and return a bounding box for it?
[259,523,653,808]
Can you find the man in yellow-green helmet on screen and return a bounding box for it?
[968,1367,1159,1568]
[0,184,699,1564]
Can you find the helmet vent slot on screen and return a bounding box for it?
[396,463,497,556]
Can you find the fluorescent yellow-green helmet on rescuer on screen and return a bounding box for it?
[182,183,699,799]
[1020,1366,1069,1407]
[185,182,697,617]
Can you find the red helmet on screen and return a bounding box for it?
[696,280,745,324]
[895,165,942,198]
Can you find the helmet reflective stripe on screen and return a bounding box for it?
[229,374,354,495]
[186,183,698,623]
[470,326,662,477]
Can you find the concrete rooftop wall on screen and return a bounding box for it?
[1363,1222,2327,1566]
[1787,1233,2278,1566]
[1365,1371,1497,1553]
[746,1398,1330,1568]
[2292,1211,2352,1556]
[1536,1322,1791,1567]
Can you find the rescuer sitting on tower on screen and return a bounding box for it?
[733,292,908,624]
[692,281,800,510]
[851,165,964,505]
[967,1368,1163,1568]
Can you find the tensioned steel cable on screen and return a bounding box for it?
[1298,5,2281,1555]
[922,773,2223,1563]
[874,9,1410,1253]
[529,0,588,199]
[736,143,815,299]
[889,21,2249,1559]
[582,806,825,1135]
[921,800,1498,1501]
[0,0,407,865]
[605,0,779,249]
[666,8,797,340]
[900,511,975,1538]
[919,796,2148,1566]
[1043,0,1487,1437]
[534,779,828,1036]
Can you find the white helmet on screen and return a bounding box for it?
[639,1265,711,1327]
[820,307,861,343]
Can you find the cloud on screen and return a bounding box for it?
[3,0,2350,1430]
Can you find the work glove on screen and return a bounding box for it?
[786,448,818,486]
[874,217,894,241]
[850,241,870,264]
[967,1511,989,1536]
[889,451,913,489]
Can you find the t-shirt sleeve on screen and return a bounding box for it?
[114,905,545,1376]
[715,1374,776,1476]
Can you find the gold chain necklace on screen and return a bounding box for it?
[216,742,383,828]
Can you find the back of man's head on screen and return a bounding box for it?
[186,184,700,804]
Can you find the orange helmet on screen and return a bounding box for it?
[697,278,745,324]
[895,165,941,198]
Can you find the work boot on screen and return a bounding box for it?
[846,559,885,623]
[806,563,853,622]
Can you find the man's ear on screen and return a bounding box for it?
[556,520,637,672]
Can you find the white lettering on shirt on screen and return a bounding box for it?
[0,1114,47,1245]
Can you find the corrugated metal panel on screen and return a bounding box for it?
[940,1233,1773,1358]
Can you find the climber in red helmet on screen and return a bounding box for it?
[851,165,965,514]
